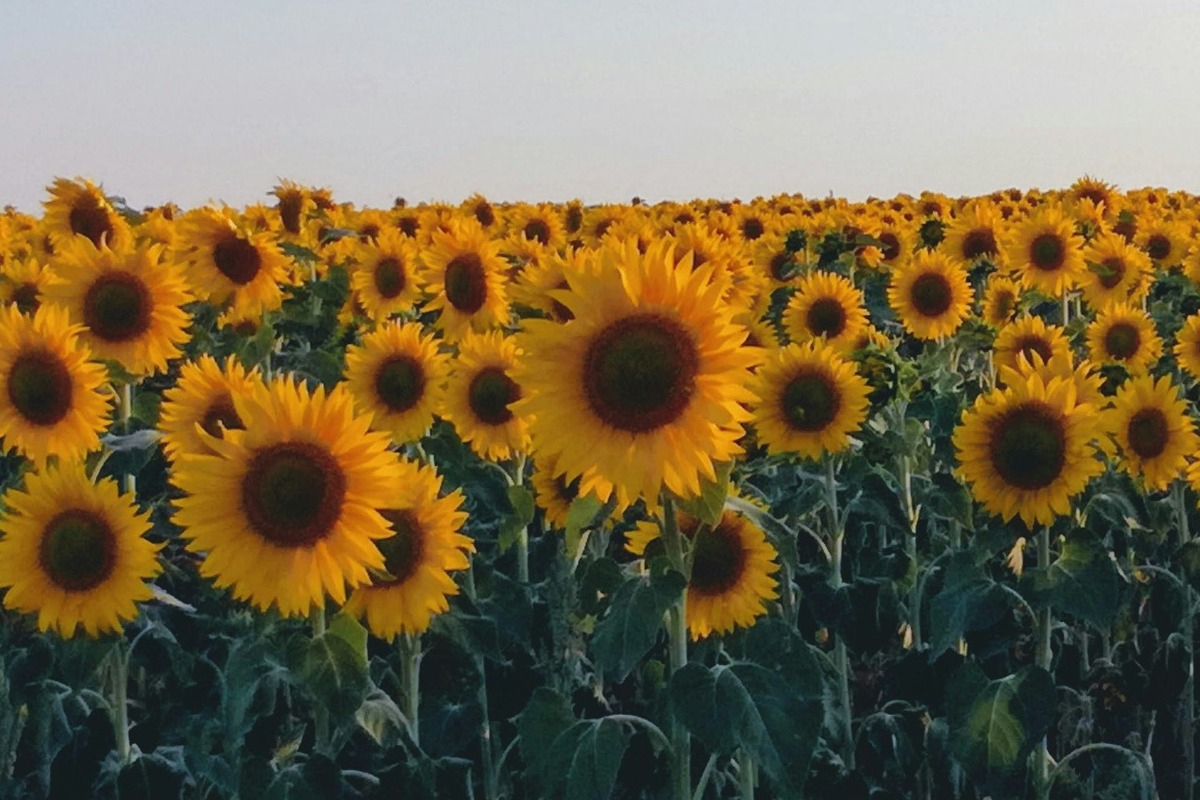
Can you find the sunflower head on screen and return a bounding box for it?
[887,250,974,341]
[1004,206,1086,296]
[43,178,132,252]
[1106,375,1196,491]
[1086,303,1162,373]
[344,321,449,444]
[782,270,869,351]
[443,330,529,461]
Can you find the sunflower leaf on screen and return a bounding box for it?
[677,461,733,526]
[564,495,605,556]
[499,485,536,554]
[591,569,685,681]
[1020,528,1129,629]
[543,718,631,800]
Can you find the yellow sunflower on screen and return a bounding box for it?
[177,206,291,314]
[1086,303,1162,373]
[349,229,422,321]
[0,465,161,638]
[42,178,132,251]
[507,203,567,252]
[0,305,111,465]
[941,202,1003,266]
[1003,205,1086,297]
[460,193,499,231]
[993,316,1072,376]
[782,270,869,351]
[626,508,779,640]
[272,180,317,237]
[1105,375,1196,491]
[887,250,974,340]
[981,276,1022,328]
[344,321,449,444]
[954,371,1104,527]
[171,377,402,616]
[43,240,193,376]
[442,330,529,461]
[1079,233,1152,310]
[420,221,510,341]
[751,341,870,459]
[1137,217,1190,267]
[1174,312,1200,380]
[515,238,761,508]
[158,355,263,461]
[343,457,473,640]
[0,257,48,314]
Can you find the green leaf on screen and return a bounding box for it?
[295,629,370,721]
[929,551,1013,655]
[499,485,536,554]
[117,748,190,800]
[131,390,162,426]
[669,662,821,795]
[547,719,632,800]
[326,611,368,664]
[1020,529,1128,629]
[355,685,408,747]
[1175,540,1200,593]
[564,495,605,556]
[945,663,1055,796]
[677,461,733,526]
[518,688,576,787]
[591,569,685,681]
[922,472,974,530]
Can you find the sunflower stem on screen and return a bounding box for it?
[739,751,756,800]
[398,634,422,747]
[662,496,692,800]
[824,455,855,769]
[309,606,331,755]
[118,382,136,497]
[513,454,529,584]
[1061,291,1070,325]
[900,455,922,649]
[1034,526,1052,799]
[1174,481,1196,800]
[107,640,131,766]
[475,652,500,800]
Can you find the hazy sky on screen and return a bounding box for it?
[3,1,1199,212]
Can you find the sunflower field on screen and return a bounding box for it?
[1,178,1199,799]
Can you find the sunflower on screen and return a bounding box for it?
[1079,233,1152,310]
[954,371,1104,527]
[1105,375,1196,491]
[1173,313,1200,380]
[420,221,510,341]
[159,355,263,461]
[272,180,316,237]
[507,203,566,251]
[43,240,192,376]
[0,257,48,314]
[349,229,422,321]
[1003,206,1086,297]
[782,270,869,351]
[669,222,763,309]
[580,206,631,247]
[460,193,499,231]
[442,330,529,461]
[1086,303,1162,373]
[1136,217,1190,267]
[171,377,402,616]
[42,178,132,251]
[626,508,779,640]
[515,238,760,508]
[0,465,161,638]
[343,457,473,640]
[178,206,291,323]
[1070,176,1117,214]
[510,248,598,322]
[941,202,1003,266]
[751,341,870,459]
[1006,352,1106,409]
[0,305,111,465]
[981,276,1022,328]
[992,316,1071,375]
[344,321,448,444]
[887,250,974,340]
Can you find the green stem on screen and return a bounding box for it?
[399,634,422,747]
[1061,291,1070,326]
[1175,482,1196,800]
[900,455,922,649]
[476,653,499,800]
[310,606,330,755]
[1034,526,1052,799]
[109,641,131,765]
[119,382,136,497]
[739,751,756,799]
[514,455,529,584]
[825,456,855,769]
[662,496,691,800]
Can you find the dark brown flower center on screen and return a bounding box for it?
[806,298,847,338]
[1112,219,1137,242]
[277,193,303,235]
[582,314,698,433]
[688,516,748,596]
[988,402,1067,491]
[11,283,39,314]
[1096,257,1127,289]
[82,272,153,343]
[199,392,244,438]
[7,349,73,426]
[991,290,1016,322]
[373,257,406,299]
[961,229,997,260]
[444,253,487,313]
[878,232,901,262]
[910,273,954,318]
[565,206,583,234]
[741,218,765,241]
[781,368,841,433]
[769,253,793,282]
[397,217,419,237]
[375,355,425,413]
[468,366,520,426]
[375,509,424,584]
[38,509,116,592]
[1146,234,1171,261]
[241,442,346,547]
[358,223,381,243]
[212,235,262,285]
[1015,336,1054,366]
[1127,408,1169,459]
[474,201,495,228]
[1104,322,1140,361]
[524,219,551,245]
[68,196,114,248]
[1030,233,1066,271]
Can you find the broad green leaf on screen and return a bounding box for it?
[518,688,576,787]
[297,631,370,721]
[945,663,1055,796]
[591,569,685,681]
[326,611,368,665]
[564,495,605,556]
[1020,529,1128,629]
[117,747,190,800]
[929,551,1012,655]
[922,472,974,530]
[1174,540,1200,593]
[677,461,733,526]
[355,685,408,747]
[500,485,536,553]
[548,719,631,800]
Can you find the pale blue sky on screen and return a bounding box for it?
[2,1,1198,212]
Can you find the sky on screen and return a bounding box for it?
[2,1,1199,212]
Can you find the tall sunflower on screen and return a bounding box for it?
[0,305,111,465]
[1003,206,1086,297]
[171,377,402,616]
[442,330,529,461]
[343,457,473,640]
[1105,375,1196,491]
[159,355,263,461]
[981,276,1022,328]
[782,270,869,351]
[1086,303,1162,373]
[993,316,1071,376]
[42,178,132,251]
[0,465,161,638]
[43,240,193,376]
[626,508,779,640]
[177,206,290,314]
[506,203,566,251]
[941,202,1003,266]
[460,193,499,231]
[344,321,449,444]
[1079,233,1151,310]
[421,221,510,341]
[272,180,316,236]
[751,341,870,459]
[887,250,974,340]
[1136,217,1190,268]
[349,229,422,321]
[1174,312,1200,381]
[0,257,48,315]
[954,371,1104,527]
[515,239,761,508]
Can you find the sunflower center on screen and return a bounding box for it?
[474,202,495,227]
[38,509,116,592]
[1127,408,1169,459]
[359,223,381,242]
[398,217,419,237]
[1030,233,1066,271]
[780,369,841,433]
[993,290,1015,321]
[741,218,765,240]
[7,349,73,426]
[373,257,406,299]
[689,520,747,596]
[376,509,424,584]
[468,366,520,426]
[524,219,551,245]
[1015,336,1054,366]
[594,220,615,240]
[82,272,153,343]
[556,474,581,504]
[909,273,954,317]
[375,355,426,413]
[1097,257,1127,289]
[988,403,1067,491]
[806,298,847,338]
[1104,323,1140,360]
[565,206,583,233]
[582,313,699,433]
[212,235,262,285]
[200,393,244,438]
[241,442,347,547]
[878,232,901,262]
[11,284,39,314]
[1146,234,1171,261]
[278,194,303,235]
[769,253,793,281]
[962,229,997,260]
[69,198,114,248]
[1112,219,1137,242]
[444,253,487,313]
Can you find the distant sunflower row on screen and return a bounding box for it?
[1,176,1199,643]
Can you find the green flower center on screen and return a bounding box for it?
[468,366,520,426]
[39,509,116,592]
[212,235,262,285]
[444,253,487,313]
[988,402,1067,491]
[82,272,152,343]
[7,349,73,426]
[1127,408,1169,459]
[375,355,425,413]
[242,442,346,547]
[781,369,841,433]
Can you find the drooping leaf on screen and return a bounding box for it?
[591,568,685,681]
[293,629,370,722]
[564,495,606,556]
[928,551,1012,655]
[117,747,190,800]
[545,719,632,800]
[518,688,576,787]
[1020,529,1128,629]
[499,485,536,554]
